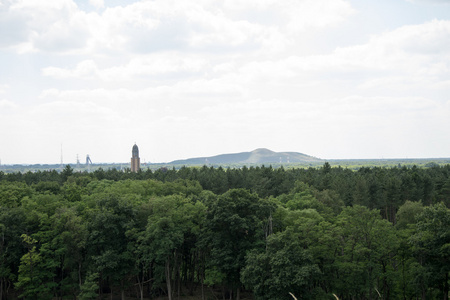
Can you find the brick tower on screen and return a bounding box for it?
[131,143,140,172]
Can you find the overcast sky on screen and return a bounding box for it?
[1,0,450,164]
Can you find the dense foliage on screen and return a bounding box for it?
[0,163,449,299]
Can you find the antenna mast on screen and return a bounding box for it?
[60,143,64,170]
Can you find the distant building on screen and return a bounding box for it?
[131,144,140,172]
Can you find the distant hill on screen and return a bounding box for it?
[169,148,323,165]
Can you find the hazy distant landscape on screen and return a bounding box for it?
[2,148,450,173]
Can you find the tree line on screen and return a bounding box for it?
[0,163,449,299]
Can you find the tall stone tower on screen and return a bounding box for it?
[131,144,140,172]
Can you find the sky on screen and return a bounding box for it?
[1,0,450,164]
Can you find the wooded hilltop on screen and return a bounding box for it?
[0,163,449,299]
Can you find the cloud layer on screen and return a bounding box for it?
[1,0,449,164]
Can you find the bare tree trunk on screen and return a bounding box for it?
[166,258,173,300]
[121,279,125,300]
[136,275,142,300]
[78,261,82,289]
[148,261,154,300]
[189,252,195,296]
[177,271,181,299]
[137,268,144,300]
[98,274,102,299]
[201,267,205,300]
[201,277,204,300]
[444,272,448,300]
[222,286,225,300]
[174,253,180,299]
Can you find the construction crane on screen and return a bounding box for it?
[86,155,93,172]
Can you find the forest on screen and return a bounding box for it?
[0,163,449,300]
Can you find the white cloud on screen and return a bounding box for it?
[2,0,355,54]
[9,0,76,10]
[36,29,447,160]
[0,84,8,93]
[33,13,90,53]
[42,55,209,81]
[1,0,92,53]
[38,17,450,105]
[232,19,450,94]
[284,0,355,32]
[406,0,450,4]
[89,0,104,9]
[0,99,17,110]
[42,60,100,79]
